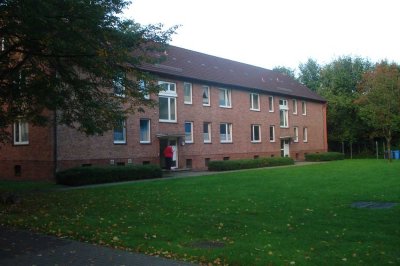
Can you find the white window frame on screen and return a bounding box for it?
[202,85,210,106]
[219,88,232,108]
[13,120,29,145]
[250,93,260,111]
[269,96,274,112]
[279,99,289,128]
[269,125,275,142]
[292,99,298,115]
[303,127,308,142]
[294,126,299,142]
[158,81,177,123]
[159,96,177,123]
[158,81,177,96]
[203,122,212,143]
[184,82,192,104]
[185,121,194,143]
[302,101,307,115]
[113,120,126,144]
[220,123,232,143]
[140,119,151,143]
[251,124,261,143]
[139,80,150,100]
[113,72,125,97]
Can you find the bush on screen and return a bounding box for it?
[56,164,162,186]
[305,152,345,162]
[208,157,294,171]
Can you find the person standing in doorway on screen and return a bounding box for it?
[163,145,173,170]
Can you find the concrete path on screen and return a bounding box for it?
[0,226,194,266]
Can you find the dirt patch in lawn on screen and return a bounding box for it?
[351,202,398,209]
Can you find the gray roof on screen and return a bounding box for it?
[139,46,325,102]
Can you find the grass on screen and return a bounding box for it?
[1,160,399,265]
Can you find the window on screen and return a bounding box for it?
[184,82,192,104]
[250,93,260,111]
[303,127,308,142]
[294,126,299,142]
[269,96,274,112]
[159,97,176,122]
[159,81,176,95]
[185,122,193,143]
[1,37,4,51]
[139,80,150,99]
[13,120,29,145]
[251,124,261,142]
[220,123,232,143]
[269,125,275,142]
[159,81,177,122]
[202,86,210,106]
[140,119,151,143]
[113,72,125,97]
[219,88,231,108]
[113,120,126,144]
[203,122,211,143]
[292,99,298,114]
[302,101,307,115]
[279,99,289,128]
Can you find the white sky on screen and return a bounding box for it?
[124,0,400,70]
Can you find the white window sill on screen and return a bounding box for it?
[14,142,29,145]
[159,120,177,123]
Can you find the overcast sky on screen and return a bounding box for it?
[124,0,400,70]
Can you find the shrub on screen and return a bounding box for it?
[208,157,294,171]
[56,164,162,186]
[305,152,345,162]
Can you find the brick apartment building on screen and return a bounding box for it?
[0,46,327,180]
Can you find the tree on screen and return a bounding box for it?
[272,66,296,79]
[318,56,372,156]
[0,0,177,142]
[298,58,321,92]
[357,61,400,160]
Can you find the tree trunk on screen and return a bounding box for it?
[350,142,353,159]
[342,141,345,155]
[386,130,392,162]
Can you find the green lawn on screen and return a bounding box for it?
[1,160,399,265]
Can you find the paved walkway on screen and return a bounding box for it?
[0,226,194,266]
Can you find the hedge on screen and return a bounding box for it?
[56,164,162,186]
[208,157,294,171]
[305,152,345,162]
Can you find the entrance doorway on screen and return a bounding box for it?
[160,138,178,169]
[280,139,290,157]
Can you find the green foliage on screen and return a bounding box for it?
[208,157,294,171]
[305,152,345,161]
[357,61,400,158]
[1,160,400,265]
[298,58,321,92]
[0,0,177,140]
[272,66,296,79]
[55,164,162,186]
[319,56,372,144]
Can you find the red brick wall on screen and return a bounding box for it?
[1,77,327,180]
[56,78,327,171]
[0,115,55,180]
